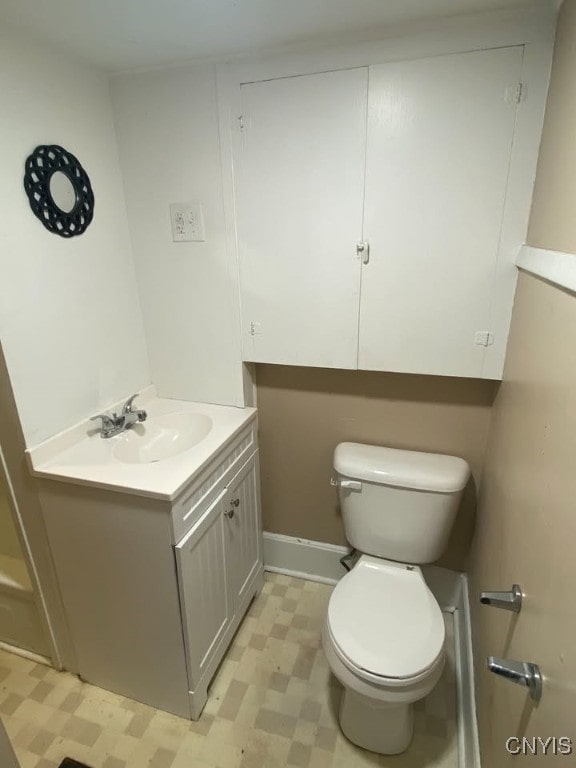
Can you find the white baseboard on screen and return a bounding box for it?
[263,532,350,585]
[0,640,51,666]
[263,531,480,768]
[263,531,460,607]
[453,575,481,768]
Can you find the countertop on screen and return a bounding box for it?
[26,387,257,500]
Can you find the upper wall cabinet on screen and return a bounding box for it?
[237,68,368,369]
[234,46,528,378]
[360,46,523,377]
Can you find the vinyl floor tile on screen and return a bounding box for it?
[0,573,458,768]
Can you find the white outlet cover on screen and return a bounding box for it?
[169,202,205,242]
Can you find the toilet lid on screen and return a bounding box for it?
[327,557,445,680]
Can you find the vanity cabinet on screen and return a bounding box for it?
[176,453,261,712]
[177,492,232,695]
[235,45,538,379]
[224,455,262,607]
[38,418,263,720]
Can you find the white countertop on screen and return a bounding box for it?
[27,388,257,500]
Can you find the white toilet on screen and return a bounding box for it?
[323,442,470,755]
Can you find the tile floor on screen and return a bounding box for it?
[0,573,458,768]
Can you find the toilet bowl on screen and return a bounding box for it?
[323,442,469,754]
[323,555,445,754]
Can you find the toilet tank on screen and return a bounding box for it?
[334,443,470,564]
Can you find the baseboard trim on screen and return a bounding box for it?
[263,532,349,584]
[264,564,342,587]
[453,574,481,768]
[0,640,51,666]
[263,531,461,608]
[263,531,480,767]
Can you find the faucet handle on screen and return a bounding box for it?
[122,393,139,414]
[90,413,116,429]
[487,657,542,701]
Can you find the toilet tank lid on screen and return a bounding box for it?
[334,442,470,493]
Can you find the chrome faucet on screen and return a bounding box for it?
[91,394,147,438]
[121,394,148,427]
[487,657,542,702]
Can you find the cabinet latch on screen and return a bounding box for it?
[475,331,494,347]
[356,241,370,264]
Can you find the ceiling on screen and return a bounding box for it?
[0,0,557,72]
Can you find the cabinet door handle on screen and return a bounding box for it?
[225,509,235,519]
[230,498,240,507]
[356,241,370,265]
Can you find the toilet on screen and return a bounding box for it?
[323,442,470,755]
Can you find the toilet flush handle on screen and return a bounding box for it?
[330,478,362,490]
[339,479,362,491]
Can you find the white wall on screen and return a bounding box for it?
[111,65,244,407]
[0,36,150,447]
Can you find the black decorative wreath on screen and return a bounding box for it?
[23,145,95,238]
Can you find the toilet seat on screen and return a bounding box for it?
[327,556,445,684]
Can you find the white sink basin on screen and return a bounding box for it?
[113,412,213,464]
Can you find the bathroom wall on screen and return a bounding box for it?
[469,1,576,762]
[527,0,576,254]
[0,36,150,447]
[111,65,244,407]
[0,475,21,560]
[256,365,497,571]
[0,341,76,667]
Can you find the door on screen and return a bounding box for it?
[176,490,230,688]
[359,46,524,377]
[0,718,19,768]
[223,454,262,609]
[236,67,368,368]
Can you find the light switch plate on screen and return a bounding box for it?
[169,202,205,242]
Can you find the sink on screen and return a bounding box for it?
[113,412,213,464]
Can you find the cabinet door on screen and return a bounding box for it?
[236,68,368,368]
[359,46,523,377]
[223,454,262,610]
[175,490,230,688]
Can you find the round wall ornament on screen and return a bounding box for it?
[23,144,95,238]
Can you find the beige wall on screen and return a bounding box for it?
[256,365,496,571]
[469,2,576,764]
[527,0,576,254]
[0,474,22,560]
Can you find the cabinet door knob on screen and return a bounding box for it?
[356,241,370,265]
[225,509,235,519]
[230,498,240,507]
